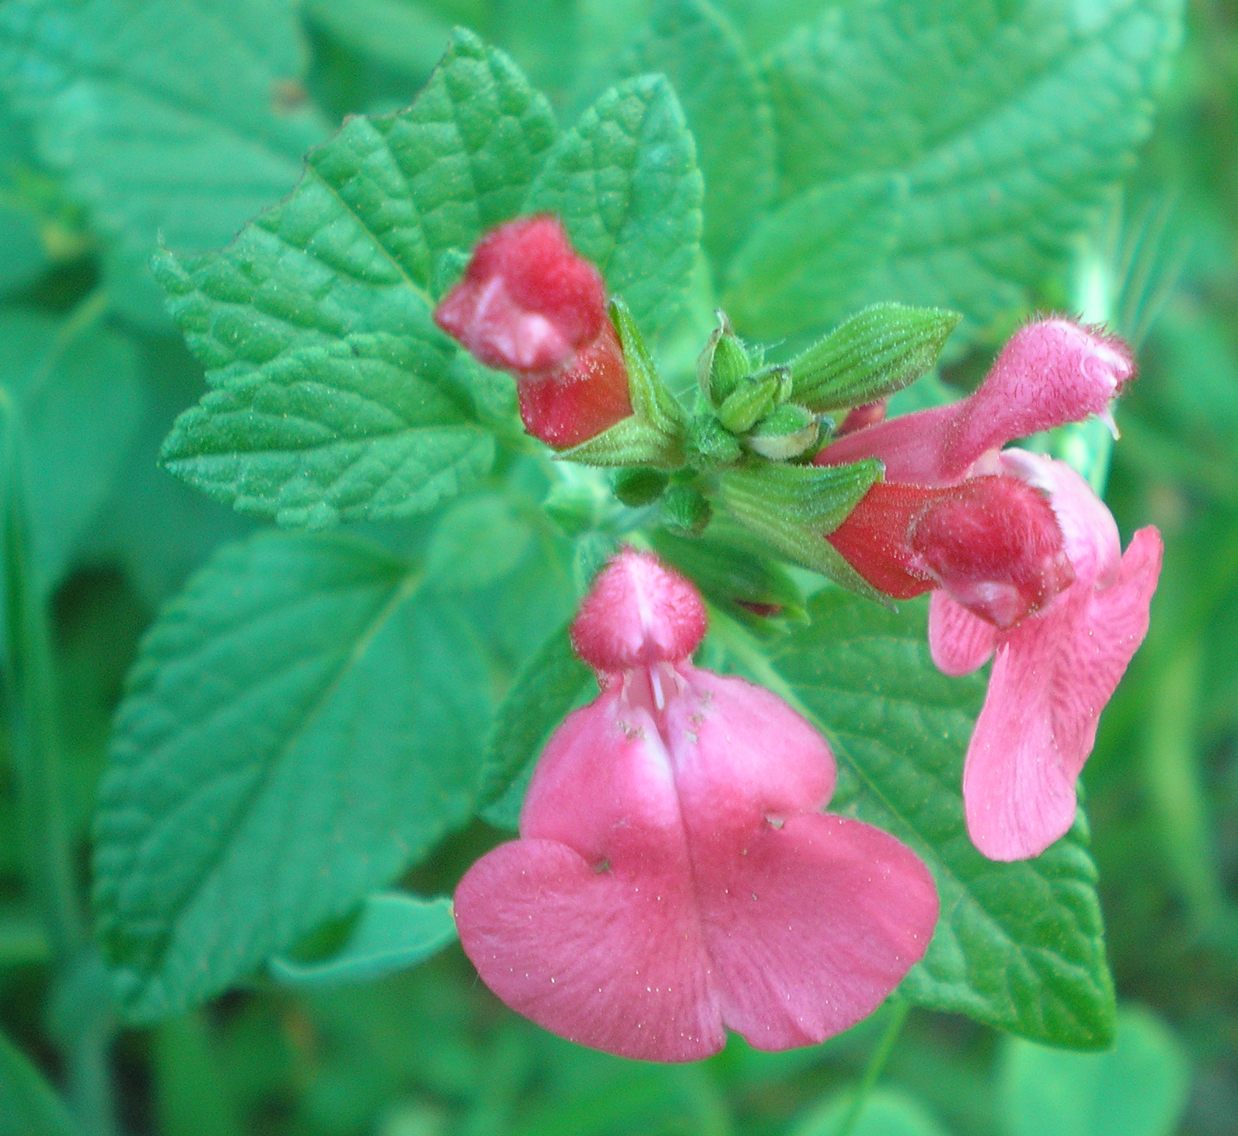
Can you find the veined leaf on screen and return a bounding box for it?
[727,0,1184,339]
[153,29,557,524]
[94,531,491,1021]
[529,73,703,340]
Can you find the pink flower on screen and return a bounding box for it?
[454,549,938,1062]
[930,451,1162,860]
[816,318,1161,860]
[434,215,633,447]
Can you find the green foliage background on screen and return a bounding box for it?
[0,1,1234,1135]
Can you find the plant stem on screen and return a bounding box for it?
[1,390,118,1136]
[833,1000,911,1136]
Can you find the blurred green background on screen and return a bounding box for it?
[1,2,1234,1134]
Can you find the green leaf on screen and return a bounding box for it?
[0,305,143,587]
[622,0,776,273]
[752,591,1116,1047]
[94,531,491,1021]
[302,0,455,77]
[1001,1006,1190,1136]
[789,304,962,412]
[480,621,594,828]
[268,893,456,989]
[0,104,52,297]
[0,0,328,325]
[0,1028,76,1136]
[158,334,495,527]
[529,74,703,340]
[424,492,535,593]
[154,29,557,524]
[723,174,907,338]
[727,0,1184,339]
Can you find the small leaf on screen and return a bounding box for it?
[717,460,884,596]
[153,29,557,523]
[789,304,962,412]
[1001,1006,1190,1136]
[0,1028,76,1136]
[622,0,776,273]
[480,622,594,829]
[94,531,491,1021]
[268,893,456,989]
[758,592,1117,1047]
[529,74,704,340]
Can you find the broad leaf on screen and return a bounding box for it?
[746,591,1116,1047]
[528,74,703,340]
[622,0,775,273]
[154,29,557,524]
[94,531,491,1021]
[0,0,327,325]
[726,0,1184,338]
[268,892,456,989]
[0,1029,76,1136]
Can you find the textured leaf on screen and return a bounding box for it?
[727,0,1184,338]
[94,531,490,1021]
[268,893,456,989]
[154,29,557,524]
[623,0,775,272]
[1001,1007,1190,1136]
[0,0,327,324]
[0,1029,76,1136]
[1,306,143,586]
[528,74,703,339]
[751,591,1116,1047]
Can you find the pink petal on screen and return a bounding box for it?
[665,670,837,828]
[570,549,707,673]
[695,814,938,1050]
[817,319,1134,484]
[963,526,1163,860]
[928,592,998,676]
[454,838,724,1062]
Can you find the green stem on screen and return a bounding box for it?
[1,386,118,1136]
[833,1000,911,1136]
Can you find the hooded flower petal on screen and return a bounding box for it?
[959,456,1163,860]
[454,550,939,1060]
[819,318,1134,484]
[434,215,634,447]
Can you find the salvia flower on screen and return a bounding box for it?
[454,549,939,1062]
[817,317,1160,860]
[434,215,633,447]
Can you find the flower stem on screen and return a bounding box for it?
[833,999,911,1136]
[1,384,117,1136]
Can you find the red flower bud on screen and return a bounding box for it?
[434,215,633,447]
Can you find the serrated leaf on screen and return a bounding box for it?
[153,29,557,524]
[789,303,961,412]
[0,1028,76,1136]
[727,0,1184,339]
[158,334,494,527]
[268,893,456,989]
[528,73,703,340]
[754,592,1116,1047]
[622,0,776,273]
[480,621,594,828]
[0,0,328,325]
[94,531,491,1021]
[1,306,143,587]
